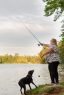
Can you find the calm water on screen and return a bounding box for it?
[0,64,59,95]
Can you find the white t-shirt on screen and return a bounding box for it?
[45,44,60,63]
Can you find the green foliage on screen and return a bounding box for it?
[60,82,64,87]
[59,32,64,64]
[43,0,64,20]
[26,83,64,95]
[61,31,64,42]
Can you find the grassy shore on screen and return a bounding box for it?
[26,82,64,95]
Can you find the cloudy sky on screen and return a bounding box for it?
[0,0,62,55]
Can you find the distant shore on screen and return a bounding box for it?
[0,55,42,64]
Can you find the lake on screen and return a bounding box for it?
[0,64,63,95]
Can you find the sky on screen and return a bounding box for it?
[0,0,62,55]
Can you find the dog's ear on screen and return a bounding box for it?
[28,70,34,74]
[31,70,34,72]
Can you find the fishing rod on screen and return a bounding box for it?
[14,17,41,46]
[23,23,41,46]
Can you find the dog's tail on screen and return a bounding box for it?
[18,80,22,86]
[18,81,20,85]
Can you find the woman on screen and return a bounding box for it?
[39,38,60,84]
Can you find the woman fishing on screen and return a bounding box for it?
[39,38,60,84]
[24,25,60,84]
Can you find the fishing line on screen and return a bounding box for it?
[23,23,41,44]
[13,17,41,45]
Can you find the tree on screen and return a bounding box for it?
[59,32,64,64]
[61,20,64,42]
[59,21,64,64]
[43,0,64,21]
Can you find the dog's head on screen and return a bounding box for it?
[28,70,34,76]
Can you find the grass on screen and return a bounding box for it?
[26,82,64,95]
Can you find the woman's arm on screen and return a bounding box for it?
[38,42,49,47]
[42,48,54,57]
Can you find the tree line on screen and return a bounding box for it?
[0,54,41,64]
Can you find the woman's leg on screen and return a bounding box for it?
[53,61,59,83]
[48,63,55,83]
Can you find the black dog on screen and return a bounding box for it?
[18,70,37,95]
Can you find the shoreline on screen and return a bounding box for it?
[26,82,64,95]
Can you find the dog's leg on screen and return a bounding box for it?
[20,87,22,95]
[28,84,31,90]
[32,81,37,88]
[24,85,26,95]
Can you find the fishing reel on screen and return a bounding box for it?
[38,42,42,46]
[38,43,40,46]
[38,42,44,46]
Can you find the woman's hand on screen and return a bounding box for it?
[38,42,49,47]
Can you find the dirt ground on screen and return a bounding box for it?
[41,87,64,95]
